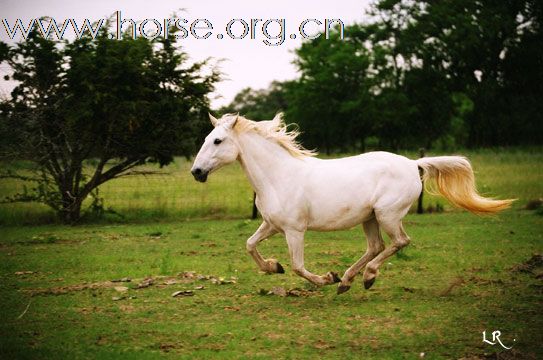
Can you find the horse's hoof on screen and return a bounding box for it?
[330,272,341,283]
[276,262,285,274]
[337,284,351,295]
[364,277,376,290]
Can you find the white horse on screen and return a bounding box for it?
[191,113,513,294]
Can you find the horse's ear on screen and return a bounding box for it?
[225,114,239,130]
[209,113,219,127]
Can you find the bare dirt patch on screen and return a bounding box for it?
[510,254,543,278]
[23,271,238,296]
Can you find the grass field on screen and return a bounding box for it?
[0,148,542,359]
[0,159,254,225]
[0,148,541,224]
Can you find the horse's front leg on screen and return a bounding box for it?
[285,230,340,286]
[246,221,284,274]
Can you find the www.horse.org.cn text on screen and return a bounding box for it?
[1,11,345,46]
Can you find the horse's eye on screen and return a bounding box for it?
[214,138,222,145]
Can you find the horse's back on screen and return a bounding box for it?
[308,151,418,181]
[303,152,421,229]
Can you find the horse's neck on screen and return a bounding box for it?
[236,132,301,197]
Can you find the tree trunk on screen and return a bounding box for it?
[360,137,366,153]
[58,200,82,223]
[59,186,84,224]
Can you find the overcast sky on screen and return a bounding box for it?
[1,0,372,108]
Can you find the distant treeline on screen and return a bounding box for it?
[220,0,543,153]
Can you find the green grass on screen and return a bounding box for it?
[0,159,254,225]
[0,148,542,358]
[0,212,542,359]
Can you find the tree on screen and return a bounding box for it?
[0,23,219,223]
[362,0,455,150]
[218,81,288,120]
[285,24,375,154]
[398,0,543,147]
[218,0,543,153]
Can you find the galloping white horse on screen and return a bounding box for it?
[191,113,513,294]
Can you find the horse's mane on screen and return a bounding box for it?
[222,113,317,158]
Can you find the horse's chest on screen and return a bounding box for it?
[256,193,307,230]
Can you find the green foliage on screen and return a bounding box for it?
[223,0,543,153]
[218,81,288,120]
[0,22,219,223]
[402,0,543,147]
[285,24,375,154]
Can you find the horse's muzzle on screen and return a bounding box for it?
[191,168,208,182]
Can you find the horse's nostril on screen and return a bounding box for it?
[192,168,202,175]
[191,167,208,182]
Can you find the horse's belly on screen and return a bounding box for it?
[307,204,374,231]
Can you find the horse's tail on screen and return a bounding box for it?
[416,156,514,214]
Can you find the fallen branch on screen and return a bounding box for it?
[439,277,464,296]
[17,300,32,319]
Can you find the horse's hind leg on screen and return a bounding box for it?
[362,213,411,289]
[285,230,341,286]
[337,217,385,294]
[246,221,283,274]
